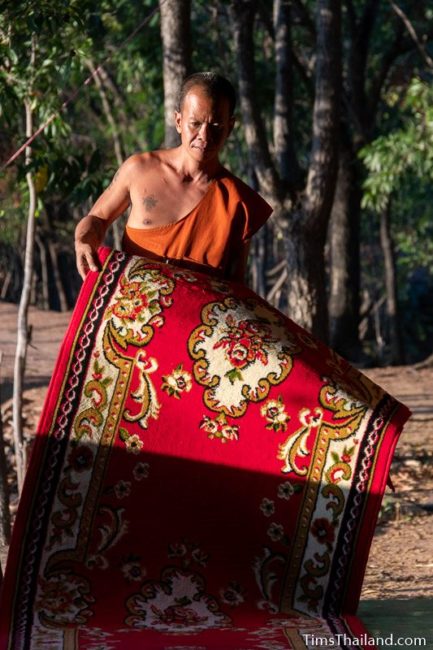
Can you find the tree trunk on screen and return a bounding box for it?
[231,0,341,340]
[230,0,280,199]
[285,215,328,336]
[159,0,191,148]
[273,0,300,185]
[0,353,11,550]
[0,270,12,301]
[48,241,68,312]
[250,223,268,298]
[380,201,403,364]
[287,0,342,339]
[326,2,381,353]
[328,146,361,358]
[13,98,36,493]
[36,233,50,310]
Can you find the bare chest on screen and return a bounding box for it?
[128,178,211,229]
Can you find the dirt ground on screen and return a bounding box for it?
[1,301,432,600]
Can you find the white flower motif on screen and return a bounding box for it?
[221,425,239,441]
[256,600,279,613]
[168,542,188,558]
[260,397,290,431]
[162,365,193,398]
[114,480,132,499]
[277,481,294,500]
[200,415,239,443]
[133,462,150,481]
[267,522,284,542]
[260,498,275,517]
[200,416,218,434]
[125,434,144,454]
[219,582,245,606]
[191,548,209,566]
[121,559,146,582]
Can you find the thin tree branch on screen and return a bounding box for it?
[267,266,288,302]
[367,19,433,131]
[257,0,274,39]
[85,59,125,250]
[96,64,132,128]
[292,49,315,98]
[0,351,12,549]
[389,0,433,70]
[13,95,37,493]
[291,0,316,37]
[86,60,125,166]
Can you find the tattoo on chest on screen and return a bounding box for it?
[142,194,158,211]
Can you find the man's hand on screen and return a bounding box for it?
[74,160,132,279]
[74,214,107,280]
[75,240,100,280]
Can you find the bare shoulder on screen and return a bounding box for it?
[118,150,171,185]
[120,152,153,176]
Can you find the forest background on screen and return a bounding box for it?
[1,0,433,367]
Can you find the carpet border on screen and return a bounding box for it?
[342,400,411,615]
[0,248,113,649]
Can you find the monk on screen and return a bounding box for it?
[74,72,273,281]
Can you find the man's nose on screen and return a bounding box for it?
[198,122,210,139]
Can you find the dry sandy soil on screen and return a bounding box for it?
[1,301,432,600]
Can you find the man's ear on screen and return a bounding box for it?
[175,110,182,134]
[228,115,236,136]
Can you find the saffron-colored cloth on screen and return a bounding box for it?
[123,170,273,276]
[0,248,410,650]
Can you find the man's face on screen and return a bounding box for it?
[175,86,235,163]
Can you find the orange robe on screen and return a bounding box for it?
[122,170,273,277]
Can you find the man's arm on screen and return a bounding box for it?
[74,156,138,279]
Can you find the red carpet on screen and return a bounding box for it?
[0,247,410,649]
